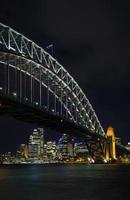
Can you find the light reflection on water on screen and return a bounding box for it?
[0,164,130,200]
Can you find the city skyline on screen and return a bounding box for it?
[0,1,130,151]
[0,127,87,155]
[0,2,130,200]
[0,127,93,164]
[1,127,130,165]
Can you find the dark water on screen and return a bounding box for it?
[0,164,130,200]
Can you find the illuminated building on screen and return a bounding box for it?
[67,143,73,157]
[74,142,88,158]
[28,128,44,161]
[57,134,74,160]
[46,141,57,161]
[58,134,69,160]
[126,142,130,151]
[2,152,14,164]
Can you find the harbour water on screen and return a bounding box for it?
[0,164,130,200]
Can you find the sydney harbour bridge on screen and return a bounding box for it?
[0,23,128,161]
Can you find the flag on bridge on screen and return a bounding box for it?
[46,44,53,49]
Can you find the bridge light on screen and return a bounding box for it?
[25,97,28,101]
[13,92,17,97]
[35,102,39,105]
[103,158,107,163]
[89,119,92,123]
[90,125,95,132]
[0,87,3,90]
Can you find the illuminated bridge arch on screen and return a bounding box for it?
[0,22,105,137]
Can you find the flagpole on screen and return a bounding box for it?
[45,44,54,57]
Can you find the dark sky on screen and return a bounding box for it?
[0,0,130,152]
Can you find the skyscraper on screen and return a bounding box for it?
[57,133,74,160]
[46,141,57,161]
[74,142,88,158]
[28,128,44,161]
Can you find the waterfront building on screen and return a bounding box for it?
[2,152,14,164]
[67,143,73,157]
[28,128,44,161]
[46,141,57,161]
[57,133,74,160]
[58,134,69,160]
[74,142,88,159]
[126,142,130,151]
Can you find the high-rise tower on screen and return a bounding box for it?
[28,128,44,160]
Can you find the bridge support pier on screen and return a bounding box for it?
[105,127,116,162]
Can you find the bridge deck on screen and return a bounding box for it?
[0,94,106,142]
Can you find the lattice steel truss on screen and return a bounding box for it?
[0,22,105,137]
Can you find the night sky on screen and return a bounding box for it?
[0,0,130,153]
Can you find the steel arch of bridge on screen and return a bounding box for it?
[0,22,105,137]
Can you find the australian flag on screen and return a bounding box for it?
[46,44,53,49]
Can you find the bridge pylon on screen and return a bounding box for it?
[105,126,116,161]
